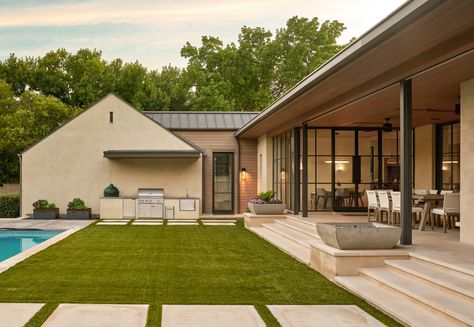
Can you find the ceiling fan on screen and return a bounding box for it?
[382,118,393,132]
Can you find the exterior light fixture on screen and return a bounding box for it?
[324,160,349,164]
[240,168,247,180]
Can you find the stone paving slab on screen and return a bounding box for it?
[97,221,129,225]
[167,222,199,226]
[201,220,237,223]
[202,222,236,226]
[267,305,384,327]
[162,305,265,327]
[42,304,148,327]
[132,222,163,225]
[0,303,44,327]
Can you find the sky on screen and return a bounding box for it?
[0,0,406,70]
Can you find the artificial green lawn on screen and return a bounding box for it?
[0,221,401,326]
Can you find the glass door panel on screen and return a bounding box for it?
[213,153,234,213]
[334,131,355,211]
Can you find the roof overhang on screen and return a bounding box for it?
[103,150,202,159]
[236,0,474,138]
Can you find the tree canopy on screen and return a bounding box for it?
[0,16,348,182]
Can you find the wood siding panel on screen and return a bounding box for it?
[239,138,258,214]
[177,131,238,214]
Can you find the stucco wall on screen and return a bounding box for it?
[460,78,474,244]
[257,134,273,193]
[21,95,202,216]
[414,124,435,190]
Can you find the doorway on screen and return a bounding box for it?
[212,152,234,214]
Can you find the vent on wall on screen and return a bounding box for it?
[109,112,114,123]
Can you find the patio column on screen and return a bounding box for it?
[400,79,413,245]
[302,123,308,217]
[293,127,301,215]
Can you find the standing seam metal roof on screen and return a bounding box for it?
[144,111,259,130]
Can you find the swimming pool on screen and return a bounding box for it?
[0,229,63,262]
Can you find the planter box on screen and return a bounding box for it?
[316,222,400,250]
[66,208,92,219]
[33,208,59,219]
[248,202,286,215]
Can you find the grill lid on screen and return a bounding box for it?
[137,188,164,197]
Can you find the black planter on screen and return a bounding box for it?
[66,208,92,219]
[33,208,59,219]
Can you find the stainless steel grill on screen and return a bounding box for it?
[137,188,164,218]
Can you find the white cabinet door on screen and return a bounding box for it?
[150,204,163,218]
[123,199,136,218]
[138,204,150,218]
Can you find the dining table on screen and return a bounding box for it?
[412,194,445,231]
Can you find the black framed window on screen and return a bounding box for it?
[436,122,460,192]
[213,152,234,213]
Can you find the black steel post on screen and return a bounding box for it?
[400,79,413,245]
[293,127,301,214]
[302,124,308,217]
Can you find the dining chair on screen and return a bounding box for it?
[366,190,379,222]
[315,188,330,209]
[414,189,428,195]
[376,190,390,223]
[431,193,460,232]
[390,191,423,226]
[429,189,439,195]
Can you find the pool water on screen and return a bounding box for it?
[0,229,62,262]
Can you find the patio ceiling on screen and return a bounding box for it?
[308,50,474,128]
[237,0,474,137]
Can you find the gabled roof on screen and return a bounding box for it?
[144,111,259,131]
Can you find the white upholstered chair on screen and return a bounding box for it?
[390,191,423,226]
[431,193,460,233]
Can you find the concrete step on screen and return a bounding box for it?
[336,276,465,327]
[250,227,310,264]
[359,267,474,326]
[286,216,317,228]
[409,252,474,278]
[385,259,474,299]
[262,223,314,248]
[275,219,320,239]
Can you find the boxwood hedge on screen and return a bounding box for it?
[0,193,20,218]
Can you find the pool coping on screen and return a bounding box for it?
[0,221,94,274]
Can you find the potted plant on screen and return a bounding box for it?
[32,200,59,219]
[248,191,286,215]
[66,198,92,219]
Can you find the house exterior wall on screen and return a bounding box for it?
[21,95,202,216]
[239,138,258,213]
[176,130,238,214]
[460,78,474,244]
[257,134,273,193]
[414,124,435,190]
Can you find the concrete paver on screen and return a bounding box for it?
[41,304,148,327]
[162,305,265,327]
[267,305,384,327]
[0,303,44,327]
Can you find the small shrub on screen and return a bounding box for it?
[33,199,49,209]
[250,190,283,204]
[0,193,20,218]
[33,199,56,209]
[67,198,86,210]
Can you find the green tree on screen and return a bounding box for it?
[0,81,79,182]
[113,61,148,110]
[66,48,107,107]
[271,17,346,97]
[0,54,35,96]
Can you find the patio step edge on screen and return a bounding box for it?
[385,259,474,299]
[274,219,320,239]
[249,227,310,264]
[408,252,474,277]
[335,276,465,327]
[359,267,474,326]
[286,216,317,227]
[262,223,313,249]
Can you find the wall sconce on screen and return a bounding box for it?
[336,164,344,172]
[240,168,247,180]
[442,165,448,171]
[281,169,286,182]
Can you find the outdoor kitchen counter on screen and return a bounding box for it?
[99,197,200,219]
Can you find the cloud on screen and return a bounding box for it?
[0,0,406,69]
